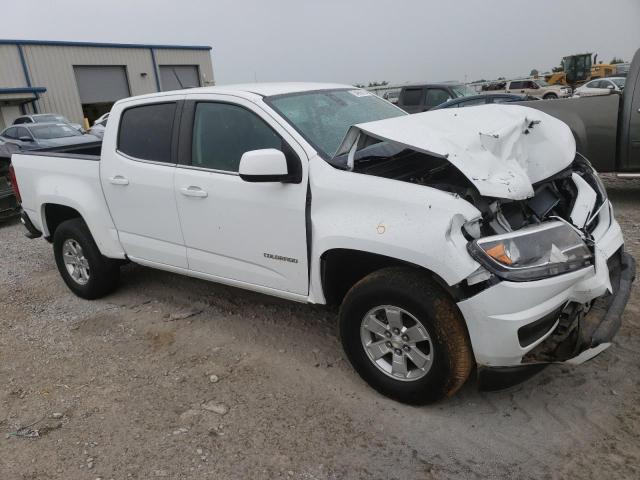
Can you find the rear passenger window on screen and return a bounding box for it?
[118,102,176,163]
[509,81,523,89]
[3,127,18,139]
[191,102,284,172]
[401,88,423,106]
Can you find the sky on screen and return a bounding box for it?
[2,0,639,86]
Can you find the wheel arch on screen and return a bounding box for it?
[39,201,126,260]
[42,203,83,239]
[320,248,460,306]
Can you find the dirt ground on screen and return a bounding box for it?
[1,176,639,480]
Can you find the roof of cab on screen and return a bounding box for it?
[118,82,356,105]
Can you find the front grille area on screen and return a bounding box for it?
[517,306,563,347]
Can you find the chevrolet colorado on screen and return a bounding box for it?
[10,83,635,404]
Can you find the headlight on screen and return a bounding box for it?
[467,221,592,281]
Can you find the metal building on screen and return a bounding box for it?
[0,39,214,129]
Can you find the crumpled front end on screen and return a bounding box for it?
[456,155,635,388]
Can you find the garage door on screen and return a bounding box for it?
[159,65,200,91]
[74,66,131,104]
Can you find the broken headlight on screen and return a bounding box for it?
[467,221,593,281]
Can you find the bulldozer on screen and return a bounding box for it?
[545,53,616,88]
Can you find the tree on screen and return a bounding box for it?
[530,69,539,77]
[552,65,564,73]
[610,57,625,64]
[367,81,389,87]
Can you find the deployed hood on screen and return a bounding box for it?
[334,105,576,200]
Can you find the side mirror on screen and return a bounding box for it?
[239,148,289,182]
[19,136,33,142]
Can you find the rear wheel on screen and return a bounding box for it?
[339,267,474,404]
[53,218,120,299]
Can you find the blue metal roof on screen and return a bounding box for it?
[0,39,212,51]
[0,87,47,94]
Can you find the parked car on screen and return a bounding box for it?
[10,83,633,404]
[573,77,625,97]
[0,140,20,221]
[0,123,100,150]
[13,113,84,132]
[484,79,571,99]
[431,93,538,110]
[88,112,109,139]
[397,83,477,112]
[522,48,639,173]
[382,90,400,104]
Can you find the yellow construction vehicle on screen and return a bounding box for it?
[545,53,616,88]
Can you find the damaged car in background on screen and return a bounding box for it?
[10,84,635,404]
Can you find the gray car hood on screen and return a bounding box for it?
[334,104,576,200]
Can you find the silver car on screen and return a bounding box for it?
[0,122,100,150]
[13,113,84,132]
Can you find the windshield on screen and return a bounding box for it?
[31,124,83,139]
[612,78,626,88]
[535,79,550,87]
[267,89,405,158]
[34,114,67,123]
[451,85,477,98]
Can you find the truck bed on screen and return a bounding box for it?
[11,150,124,258]
[516,94,620,172]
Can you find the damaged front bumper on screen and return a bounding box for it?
[457,204,635,390]
[476,249,635,390]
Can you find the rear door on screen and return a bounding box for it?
[507,81,524,94]
[100,95,188,268]
[173,93,309,295]
[398,87,424,113]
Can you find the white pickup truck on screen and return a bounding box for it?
[10,83,634,404]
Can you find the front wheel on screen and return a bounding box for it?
[543,93,558,99]
[339,267,474,404]
[53,218,120,299]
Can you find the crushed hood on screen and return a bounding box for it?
[334,104,576,200]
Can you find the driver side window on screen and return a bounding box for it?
[191,102,285,172]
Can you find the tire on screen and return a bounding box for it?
[53,218,120,299]
[543,93,558,99]
[339,267,474,404]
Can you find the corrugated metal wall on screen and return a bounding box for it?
[0,42,214,124]
[0,45,27,87]
[22,45,159,122]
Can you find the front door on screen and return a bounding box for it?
[423,88,453,110]
[100,95,188,268]
[174,94,309,295]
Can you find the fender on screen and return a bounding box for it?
[307,157,481,304]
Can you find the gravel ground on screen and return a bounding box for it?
[1,175,639,479]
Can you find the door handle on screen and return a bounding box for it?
[109,175,129,186]
[180,186,208,198]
